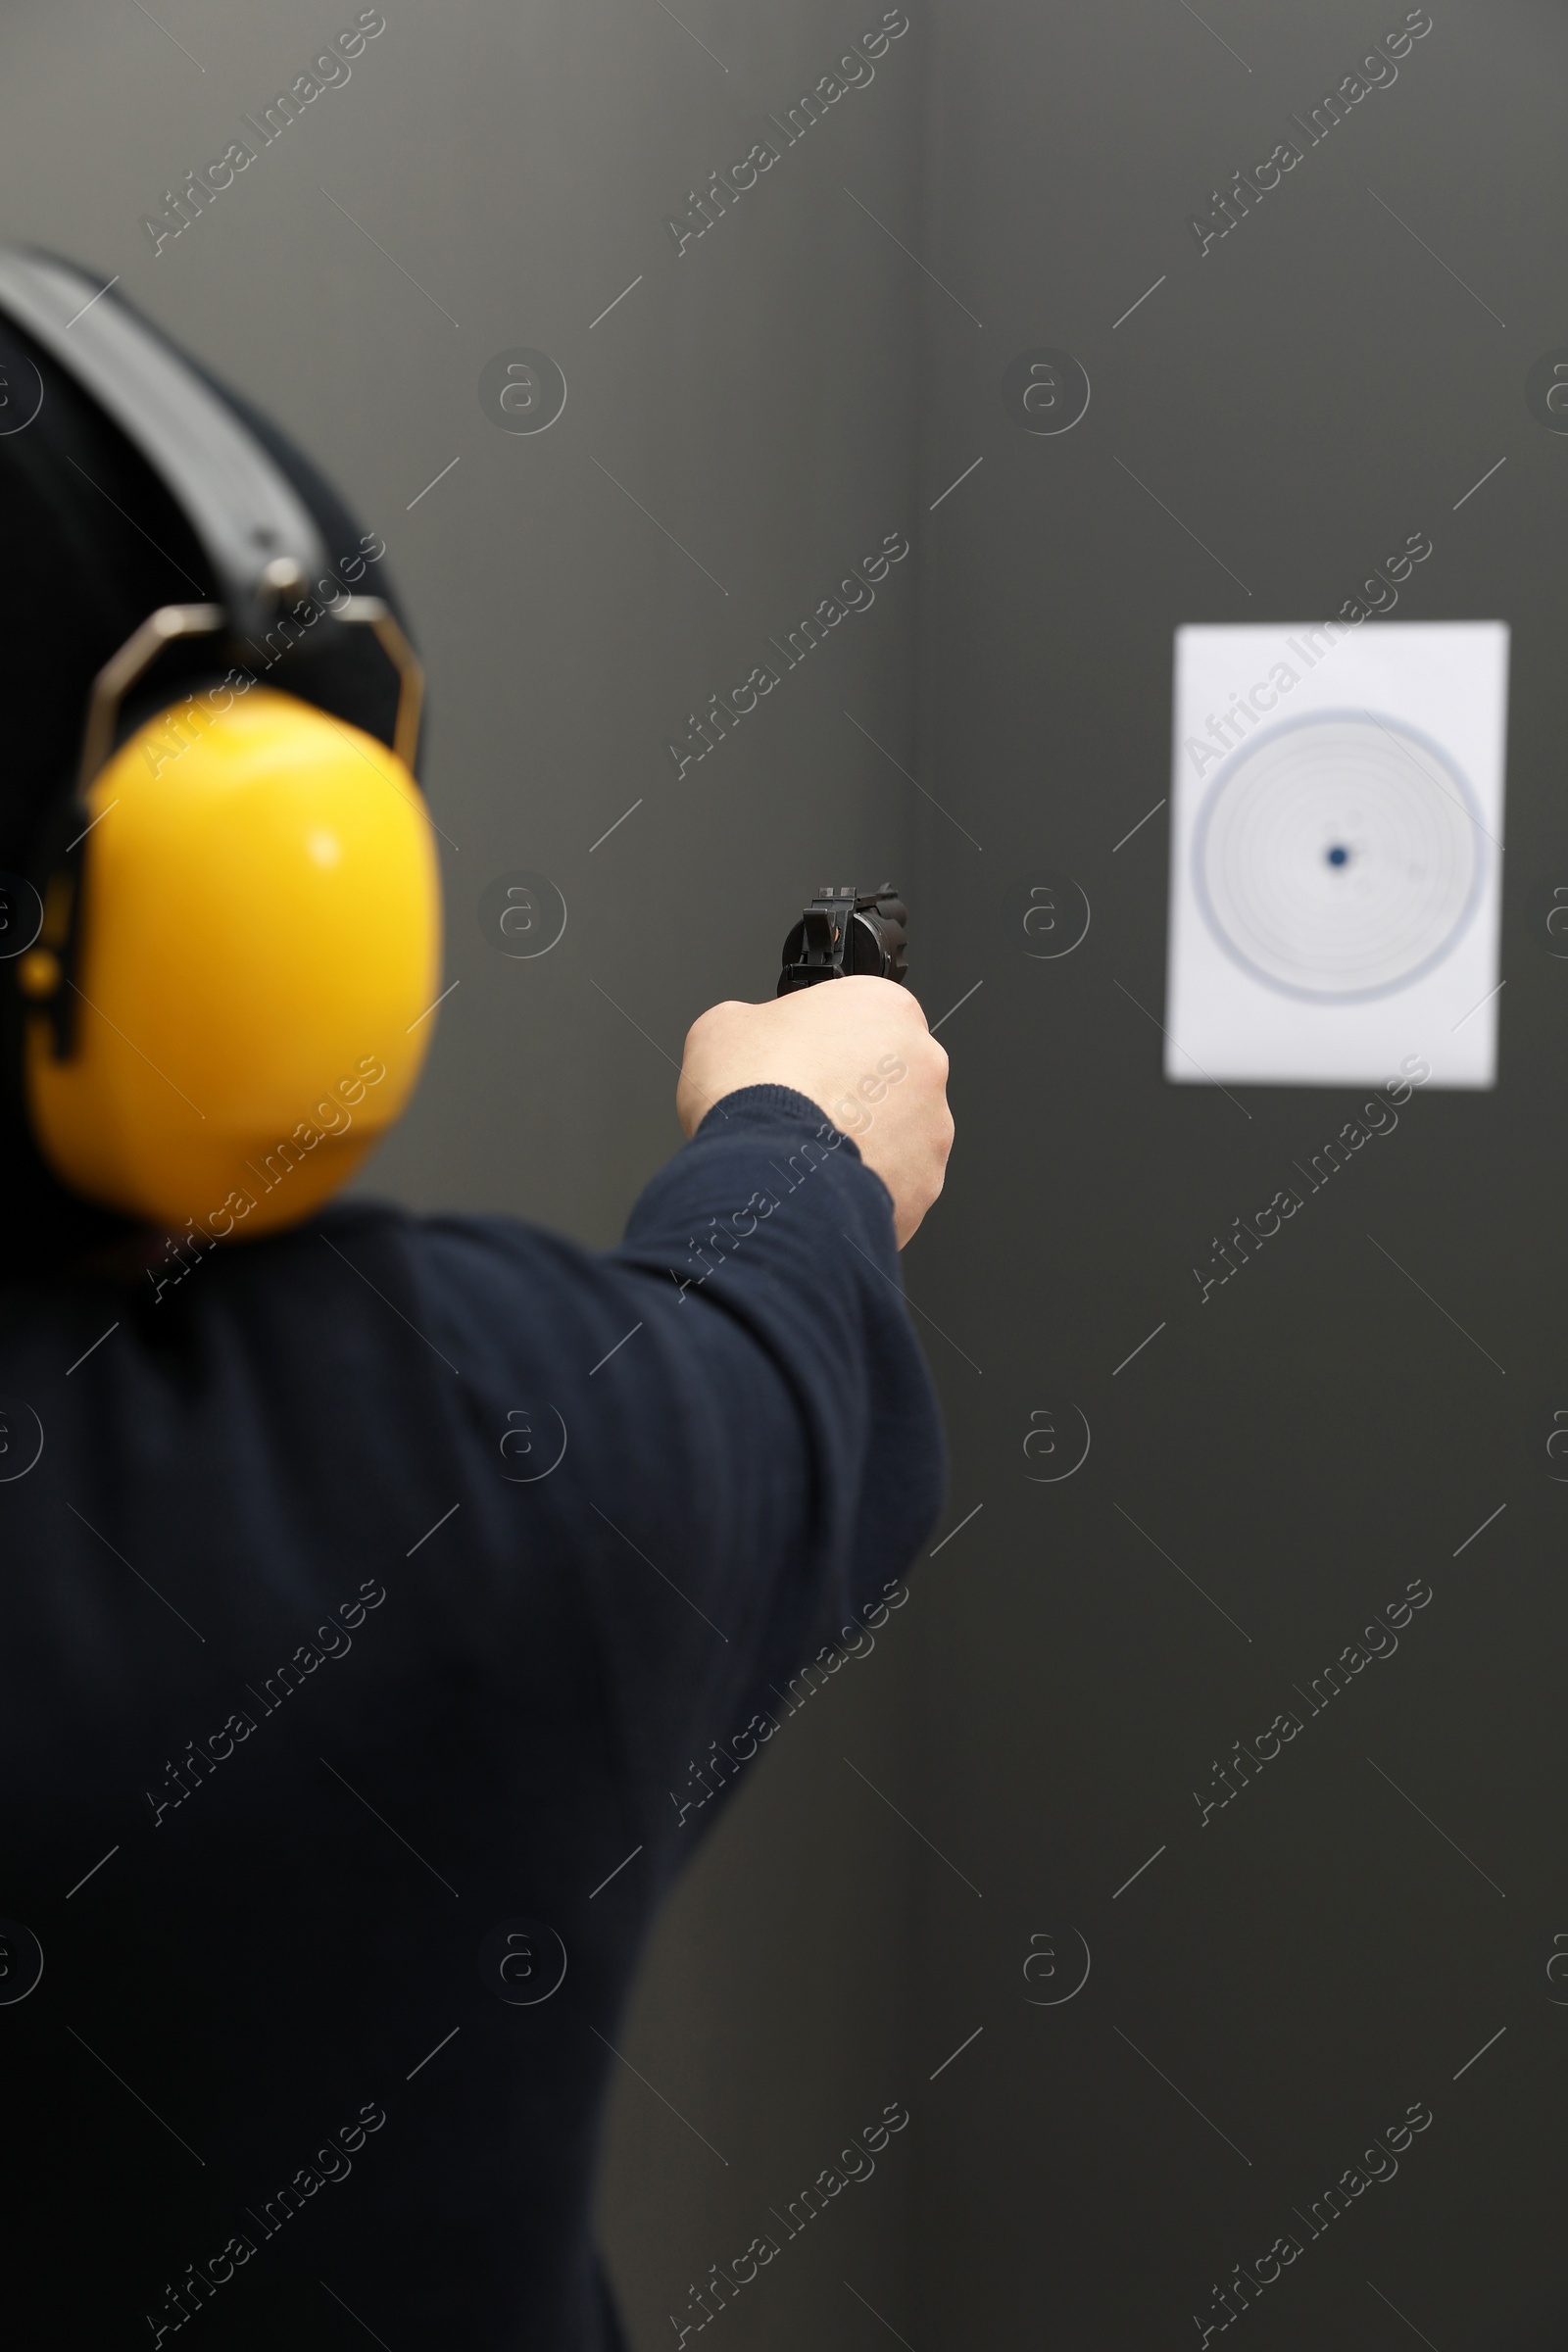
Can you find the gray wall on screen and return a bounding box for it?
[908,2,1568,2345]
[4,0,1564,2341]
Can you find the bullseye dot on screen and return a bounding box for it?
[1326,845,1349,868]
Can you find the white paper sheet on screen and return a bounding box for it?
[1163,620,1509,1088]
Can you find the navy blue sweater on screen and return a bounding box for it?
[0,1088,943,2347]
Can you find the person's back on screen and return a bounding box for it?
[0,265,952,2345]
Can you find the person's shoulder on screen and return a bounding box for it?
[304,1198,543,1250]
[307,1196,599,1302]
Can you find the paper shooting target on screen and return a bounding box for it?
[1191,710,1485,1003]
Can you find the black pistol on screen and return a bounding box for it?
[777,885,908,996]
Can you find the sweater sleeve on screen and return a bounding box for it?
[408,1087,946,1855]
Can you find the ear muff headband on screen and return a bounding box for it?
[0,249,325,636]
[0,250,443,1241]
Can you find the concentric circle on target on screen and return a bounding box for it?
[1193,710,1485,1002]
[0,1920,44,2005]
[478,1918,568,2006]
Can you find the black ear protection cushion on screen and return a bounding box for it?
[0,267,420,1274]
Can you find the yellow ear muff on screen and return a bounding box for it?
[20,685,441,1239]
